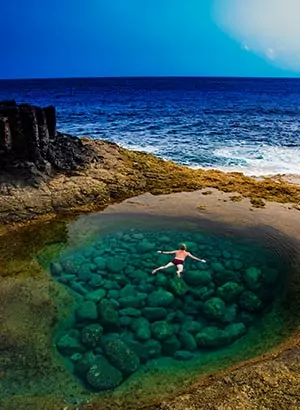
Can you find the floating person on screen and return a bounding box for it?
[152,243,206,278]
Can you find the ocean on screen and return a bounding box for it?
[1,76,300,176]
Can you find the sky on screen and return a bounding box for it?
[1,0,300,79]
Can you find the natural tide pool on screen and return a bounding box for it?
[1,198,300,408]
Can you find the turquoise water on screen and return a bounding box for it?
[39,219,287,393]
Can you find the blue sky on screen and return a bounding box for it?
[1,0,299,79]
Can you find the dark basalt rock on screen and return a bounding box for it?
[0,100,96,182]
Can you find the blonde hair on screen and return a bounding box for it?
[180,244,187,250]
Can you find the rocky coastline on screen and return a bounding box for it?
[1,102,300,410]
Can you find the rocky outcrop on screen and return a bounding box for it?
[0,101,95,178]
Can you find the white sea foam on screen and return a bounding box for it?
[120,143,160,155]
[191,145,300,176]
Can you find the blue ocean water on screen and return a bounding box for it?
[1,77,300,176]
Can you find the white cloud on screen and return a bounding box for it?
[213,0,300,71]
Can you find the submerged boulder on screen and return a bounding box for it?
[203,297,226,319]
[102,339,140,375]
[81,324,103,348]
[86,357,123,391]
[98,299,120,331]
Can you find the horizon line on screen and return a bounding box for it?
[1,74,300,81]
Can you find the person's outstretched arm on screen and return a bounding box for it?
[157,250,177,255]
[188,253,206,263]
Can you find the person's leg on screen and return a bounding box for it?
[177,264,184,278]
[152,262,174,274]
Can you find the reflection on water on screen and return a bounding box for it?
[0,211,300,406]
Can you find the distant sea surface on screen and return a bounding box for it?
[1,76,300,176]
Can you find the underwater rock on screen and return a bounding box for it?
[102,339,140,375]
[85,288,106,303]
[89,274,104,288]
[243,267,262,291]
[162,335,181,356]
[56,333,85,356]
[142,307,168,321]
[174,350,194,361]
[74,351,98,378]
[81,324,103,348]
[203,297,226,320]
[168,277,189,297]
[106,256,125,273]
[107,290,120,299]
[75,301,98,321]
[119,316,133,326]
[98,299,120,331]
[144,339,162,358]
[131,317,151,341]
[61,255,86,275]
[195,326,230,348]
[178,331,197,351]
[86,357,123,391]
[221,304,238,324]
[214,269,242,286]
[136,240,155,253]
[125,340,150,363]
[120,284,136,298]
[151,321,174,341]
[118,295,145,309]
[148,290,175,307]
[225,322,246,342]
[184,270,212,286]
[77,263,93,282]
[70,281,88,295]
[119,307,141,317]
[93,256,107,270]
[217,281,244,303]
[50,262,62,276]
[239,291,262,313]
[211,262,225,273]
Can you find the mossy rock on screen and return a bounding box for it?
[239,290,262,312]
[103,339,140,375]
[86,357,123,391]
[151,320,174,341]
[211,262,225,273]
[203,297,226,319]
[144,339,162,358]
[93,256,107,270]
[214,269,242,286]
[195,326,230,348]
[98,299,120,331]
[178,331,197,351]
[142,307,167,321]
[217,281,244,303]
[184,270,212,286]
[225,322,246,342]
[168,277,189,297]
[125,340,150,363]
[131,317,151,341]
[148,290,175,307]
[243,267,262,291]
[120,285,136,298]
[106,256,125,273]
[119,307,141,317]
[81,324,103,348]
[56,333,85,356]
[174,350,194,361]
[86,288,106,303]
[162,335,180,356]
[75,301,98,321]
